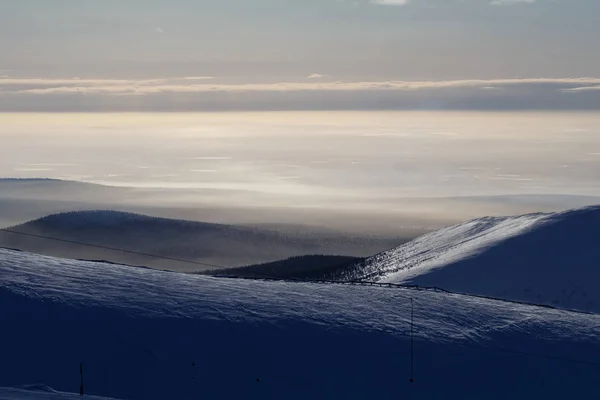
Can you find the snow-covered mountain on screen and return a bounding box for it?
[331,206,600,313]
[1,248,599,399]
[0,210,402,272]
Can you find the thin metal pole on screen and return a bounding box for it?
[80,363,84,396]
[410,298,414,383]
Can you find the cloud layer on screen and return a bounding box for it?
[1,76,600,111]
[3,77,600,96]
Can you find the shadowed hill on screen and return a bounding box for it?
[203,255,361,280]
[0,210,403,272]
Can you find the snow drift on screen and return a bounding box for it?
[1,248,599,399]
[331,206,600,313]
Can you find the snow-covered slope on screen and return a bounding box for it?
[332,206,600,313]
[0,386,121,400]
[1,248,600,400]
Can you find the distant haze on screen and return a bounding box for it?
[2,112,600,197]
[1,111,599,233]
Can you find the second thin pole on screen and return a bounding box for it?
[410,298,414,383]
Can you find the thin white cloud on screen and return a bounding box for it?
[490,0,535,5]
[0,78,166,86]
[308,74,326,79]
[370,0,410,5]
[7,77,600,96]
[183,77,214,80]
[366,0,538,6]
[368,0,537,5]
[562,86,600,93]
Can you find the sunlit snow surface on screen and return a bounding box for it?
[336,206,600,313]
[1,247,600,399]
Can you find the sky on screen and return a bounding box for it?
[1,0,600,111]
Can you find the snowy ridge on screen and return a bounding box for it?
[334,206,600,313]
[0,386,120,400]
[1,248,600,399]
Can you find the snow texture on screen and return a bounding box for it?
[335,206,600,313]
[1,248,600,399]
[0,386,120,400]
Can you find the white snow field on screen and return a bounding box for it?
[333,206,600,313]
[1,247,600,399]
